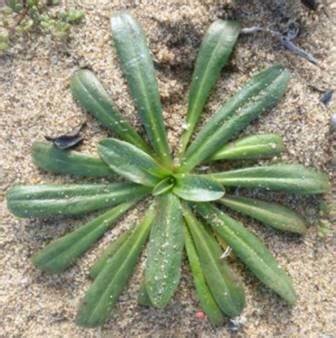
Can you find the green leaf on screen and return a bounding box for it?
[184,225,225,325]
[89,231,130,279]
[32,141,113,177]
[209,164,330,194]
[196,203,297,304]
[145,194,184,307]
[219,195,306,234]
[177,20,240,156]
[152,176,175,196]
[6,183,149,218]
[76,206,155,328]
[32,202,136,273]
[98,138,170,187]
[137,281,152,307]
[183,205,245,317]
[180,65,289,172]
[0,42,10,51]
[65,9,84,24]
[211,133,284,161]
[111,12,172,166]
[70,69,152,154]
[173,174,224,202]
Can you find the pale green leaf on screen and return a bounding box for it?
[152,176,175,196]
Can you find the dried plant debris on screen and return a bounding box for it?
[301,0,320,11]
[320,89,334,106]
[330,114,336,132]
[45,122,85,149]
[241,21,318,65]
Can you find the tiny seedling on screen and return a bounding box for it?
[0,0,84,51]
[6,12,330,327]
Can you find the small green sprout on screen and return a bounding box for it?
[6,11,330,328]
[0,0,84,51]
[316,200,334,238]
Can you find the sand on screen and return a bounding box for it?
[0,0,335,337]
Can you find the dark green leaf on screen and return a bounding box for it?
[70,69,152,154]
[32,141,113,177]
[137,281,152,307]
[183,205,245,317]
[219,195,306,234]
[90,231,130,279]
[145,194,184,307]
[6,183,149,218]
[173,174,224,201]
[98,138,170,187]
[177,20,240,156]
[111,12,172,166]
[209,164,331,194]
[184,225,225,325]
[33,202,135,273]
[76,206,155,327]
[211,133,284,161]
[180,65,289,172]
[196,203,296,304]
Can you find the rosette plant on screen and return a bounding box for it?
[6,12,330,328]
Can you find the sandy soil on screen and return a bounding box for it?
[0,0,335,337]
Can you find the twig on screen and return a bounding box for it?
[241,25,318,65]
[9,5,29,35]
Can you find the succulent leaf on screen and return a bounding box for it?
[98,138,170,187]
[5,11,332,328]
[219,195,307,234]
[6,183,149,218]
[137,281,152,306]
[145,194,184,307]
[70,69,151,154]
[196,203,297,304]
[209,164,331,194]
[32,202,136,273]
[32,141,114,177]
[177,20,240,156]
[183,205,245,317]
[180,65,289,172]
[173,174,225,202]
[211,133,285,161]
[90,231,130,279]
[184,226,225,325]
[76,205,155,328]
[152,176,175,196]
[111,12,172,165]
